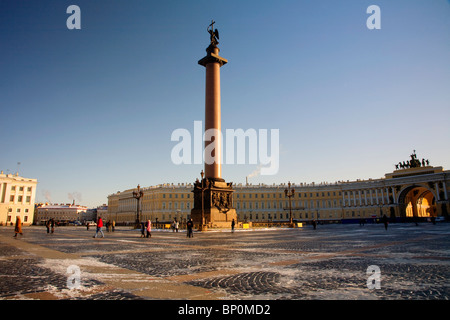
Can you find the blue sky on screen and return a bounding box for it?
[1,0,449,207]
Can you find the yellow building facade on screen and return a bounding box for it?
[106,165,449,226]
[0,171,38,226]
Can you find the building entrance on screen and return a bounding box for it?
[398,186,436,218]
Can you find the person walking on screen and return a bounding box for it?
[382,214,388,230]
[146,219,152,238]
[46,219,51,234]
[231,219,235,233]
[50,218,55,234]
[175,219,179,233]
[187,218,194,238]
[93,217,104,238]
[112,220,115,232]
[14,216,23,237]
[312,219,317,230]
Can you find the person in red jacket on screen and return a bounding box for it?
[93,217,104,238]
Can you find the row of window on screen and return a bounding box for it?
[236,191,342,199]
[10,186,33,192]
[120,198,352,211]
[8,208,30,213]
[9,195,32,203]
[159,192,342,199]
[162,193,191,199]
[6,215,29,222]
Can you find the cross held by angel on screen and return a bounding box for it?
[208,20,219,46]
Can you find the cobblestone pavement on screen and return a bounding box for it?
[0,222,449,300]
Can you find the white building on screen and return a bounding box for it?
[35,203,88,225]
[0,171,38,226]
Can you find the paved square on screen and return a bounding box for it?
[0,222,449,300]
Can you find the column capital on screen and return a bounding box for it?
[198,45,228,67]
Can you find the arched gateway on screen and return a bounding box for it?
[384,151,449,221]
[397,185,436,219]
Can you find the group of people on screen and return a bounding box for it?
[140,220,152,238]
[13,215,241,240]
[45,218,56,234]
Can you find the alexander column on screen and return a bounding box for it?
[191,21,237,230]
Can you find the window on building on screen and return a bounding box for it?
[10,195,14,202]
[11,186,16,191]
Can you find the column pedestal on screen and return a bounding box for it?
[191,178,237,229]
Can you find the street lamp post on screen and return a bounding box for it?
[284,181,295,227]
[199,170,208,231]
[132,184,143,229]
